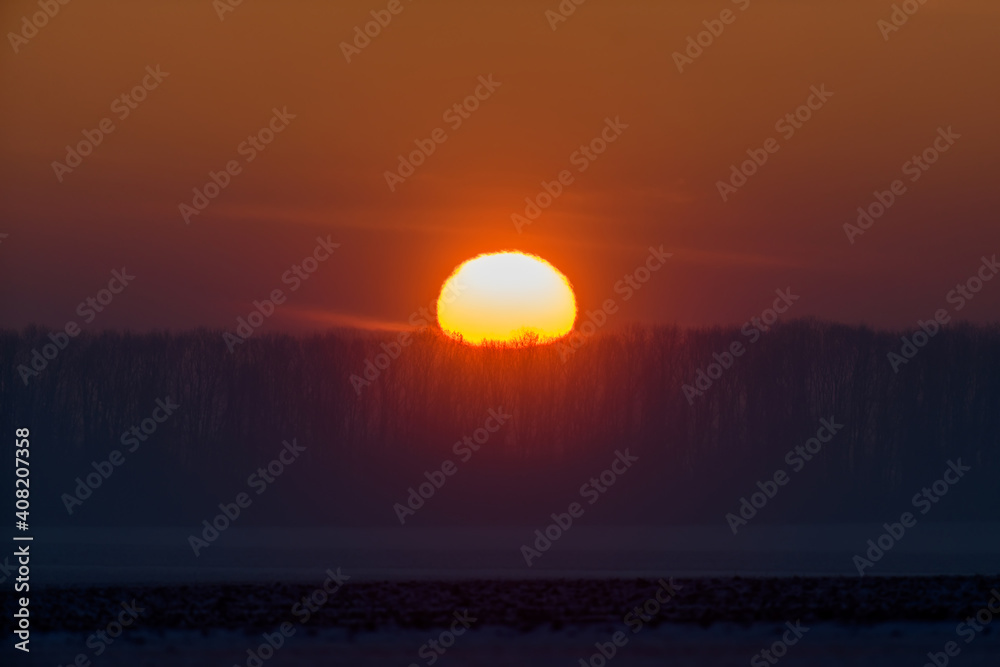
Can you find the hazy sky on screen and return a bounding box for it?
[2,0,998,333]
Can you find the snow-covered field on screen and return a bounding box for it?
[8,524,998,665]
[16,575,1000,666]
[24,623,1000,666]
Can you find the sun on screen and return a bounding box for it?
[436,251,577,346]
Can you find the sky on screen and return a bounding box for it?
[1,0,999,334]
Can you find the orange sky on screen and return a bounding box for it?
[1,0,998,332]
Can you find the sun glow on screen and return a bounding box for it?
[436,252,577,346]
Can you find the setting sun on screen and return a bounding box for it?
[436,252,577,346]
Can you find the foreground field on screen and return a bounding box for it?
[12,577,1000,666]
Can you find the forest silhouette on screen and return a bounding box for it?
[2,320,997,526]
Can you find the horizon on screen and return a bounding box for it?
[6,312,1000,336]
